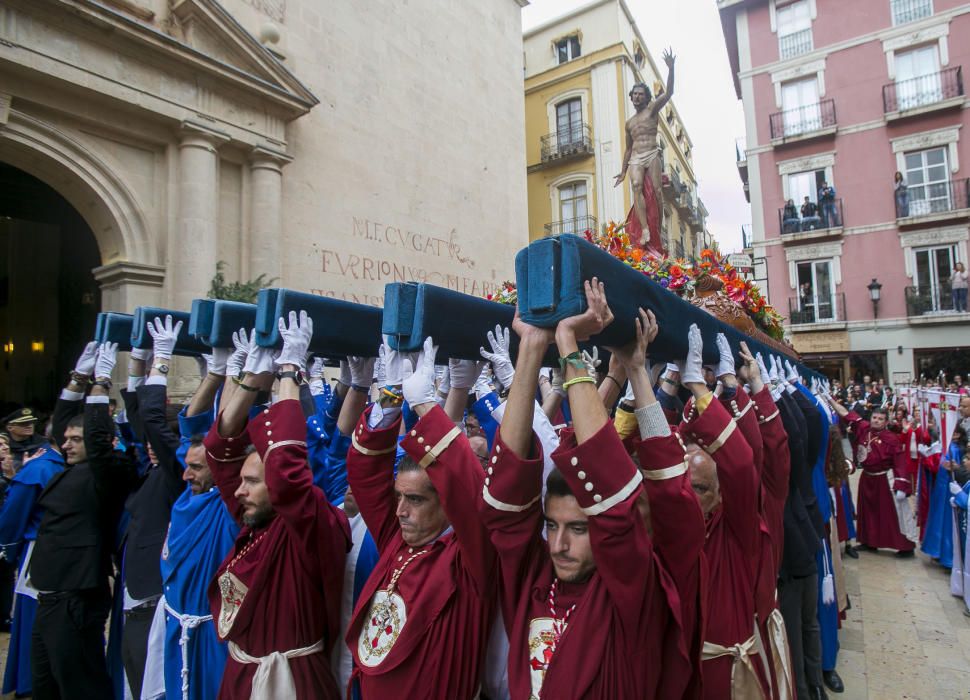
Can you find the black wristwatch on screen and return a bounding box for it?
[277,370,306,385]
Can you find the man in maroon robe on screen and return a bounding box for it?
[205,314,351,698]
[344,337,495,699]
[828,400,914,555]
[480,280,689,699]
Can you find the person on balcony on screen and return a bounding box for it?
[818,182,840,228]
[783,199,800,234]
[800,197,820,231]
[951,262,968,313]
[894,172,910,218]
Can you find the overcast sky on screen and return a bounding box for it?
[522,0,750,253]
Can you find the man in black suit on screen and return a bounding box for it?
[30,341,137,700]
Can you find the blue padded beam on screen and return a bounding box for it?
[255,289,382,357]
[515,234,798,367]
[188,299,216,343]
[382,282,565,366]
[95,312,134,350]
[189,299,258,348]
[130,307,208,356]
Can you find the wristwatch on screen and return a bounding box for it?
[277,370,306,385]
[153,363,170,375]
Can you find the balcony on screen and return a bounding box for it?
[905,282,970,323]
[883,67,964,120]
[778,28,813,61]
[895,178,970,226]
[891,0,933,26]
[534,123,594,170]
[788,293,846,330]
[769,99,837,145]
[779,199,844,242]
[544,214,598,237]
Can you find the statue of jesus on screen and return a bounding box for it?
[614,48,676,248]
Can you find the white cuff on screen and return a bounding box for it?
[86,395,110,405]
[126,376,145,393]
[60,389,84,401]
[146,376,168,387]
[635,402,671,439]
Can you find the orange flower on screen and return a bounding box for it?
[630,249,644,262]
[701,248,716,259]
[670,264,684,278]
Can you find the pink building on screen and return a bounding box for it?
[720,0,970,384]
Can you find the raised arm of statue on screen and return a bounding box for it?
[650,48,676,116]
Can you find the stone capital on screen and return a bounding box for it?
[92,261,166,291]
[250,145,293,173]
[178,120,231,151]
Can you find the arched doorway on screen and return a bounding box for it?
[0,163,101,412]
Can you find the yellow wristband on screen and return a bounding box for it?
[563,376,596,391]
[695,391,714,414]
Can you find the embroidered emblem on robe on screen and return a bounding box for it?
[358,590,407,667]
[527,617,557,699]
[217,570,248,638]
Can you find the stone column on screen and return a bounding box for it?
[172,121,229,310]
[248,145,291,283]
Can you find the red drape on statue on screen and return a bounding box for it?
[625,175,663,254]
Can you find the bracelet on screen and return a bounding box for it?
[603,374,622,391]
[70,371,91,385]
[235,380,259,393]
[662,377,679,386]
[563,376,596,391]
[558,351,586,371]
[93,378,113,390]
[207,371,226,379]
[351,384,371,393]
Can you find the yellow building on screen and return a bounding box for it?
[524,0,708,258]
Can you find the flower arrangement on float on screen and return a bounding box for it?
[486,222,786,341]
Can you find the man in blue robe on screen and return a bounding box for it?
[0,444,65,696]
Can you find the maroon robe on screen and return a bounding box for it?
[637,425,708,699]
[680,397,770,699]
[345,405,495,699]
[841,411,913,551]
[205,399,351,699]
[480,421,688,699]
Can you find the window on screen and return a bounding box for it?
[780,77,821,136]
[904,146,949,214]
[787,167,827,206]
[777,1,813,59]
[558,181,588,234]
[894,44,942,109]
[634,45,645,68]
[892,0,933,26]
[555,99,583,147]
[556,35,581,64]
[796,260,835,322]
[913,244,956,311]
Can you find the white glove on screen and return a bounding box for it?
[473,365,493,399]
[582,347,602,380]
[372,354,386,386]
[402,337,439,408]
[784,359,800,384]
[147,315,183,359]
[480,325,515,389]
[950,481,963,496]
[130,347,152,362]
[894,490,907,502]
[242,329,276,375]
[338,360,352,388]
[308,356,326,379]
[227,328,249,377]
[449,357,485,390]
[274,310,312,369]
[74,341,99,376]
[208,347,230,376]
[94,342,119,379]
[715,333,734,378]
[195,355,210,380]
[551,368,566,397]
[436,365,451,396]
[348,356,377,388]
[678,324,705,385]
[381,336,411,386]
[755,353,771,385]
[768,355,780,384]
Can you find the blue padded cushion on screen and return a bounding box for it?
[209,301,257,348]
[255,289,382,356]
[95,313,134,350]
[515,234,803,369]
[188,299,215,342]
[130,307,207,356]
[382,282,564,366]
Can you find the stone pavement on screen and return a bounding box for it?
[836,547,970,700]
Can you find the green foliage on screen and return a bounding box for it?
[207,261,277,304]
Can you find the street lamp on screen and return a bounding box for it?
[867,278,882,319]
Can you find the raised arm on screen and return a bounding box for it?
[52,341,98,446]
[650,48,676,116]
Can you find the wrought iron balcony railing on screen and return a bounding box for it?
[895,178,970,219]
[883,66,963,113]
[905,282,963,316]
[788,292,845,325]
[891,0,933,25]
[779,198,843,235]
[769,99,836,140]
[544,214,598,237]
[778,28,813,60]
[540,123,594,163]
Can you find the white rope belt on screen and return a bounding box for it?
[228,638,323,699]
[702,634,766,700]
[164,601,213,700]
